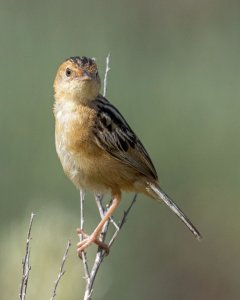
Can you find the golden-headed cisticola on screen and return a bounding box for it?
[53,56,202,255]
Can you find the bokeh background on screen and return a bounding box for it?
[1,0,240,299]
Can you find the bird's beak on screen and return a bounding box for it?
[81,71,93,81]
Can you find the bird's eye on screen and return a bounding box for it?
[66,68,71,77]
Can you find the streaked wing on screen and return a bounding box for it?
[90,95,158,180]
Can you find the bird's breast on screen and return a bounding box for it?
[54,100,106,190]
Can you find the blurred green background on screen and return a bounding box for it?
[1,0,240,299]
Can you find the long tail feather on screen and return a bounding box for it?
[148,183,202,240]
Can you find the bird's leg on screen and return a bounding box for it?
[77,192,121,255]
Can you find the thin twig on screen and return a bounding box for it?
[19,212,35,300]
[103,53,111,97]
[79,189,90,282]
[81,55,137,300]
[50,240,71,300]
[94,193,104,218]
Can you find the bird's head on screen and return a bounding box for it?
[54,56,101,102]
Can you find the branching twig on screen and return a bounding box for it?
[50,240,71,300]
[95,194,119,231]
[19,212,35,300]
[80,55,137,300]
[84,194,137,299]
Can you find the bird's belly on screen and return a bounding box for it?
[56,135,110,192]
[56,139,141,194]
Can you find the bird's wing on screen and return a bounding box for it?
[90,95,158,180]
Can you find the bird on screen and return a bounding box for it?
[53,56,202,255]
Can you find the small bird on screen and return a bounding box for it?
[53,56,202,255]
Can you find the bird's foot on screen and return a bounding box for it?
[76,228,109,258]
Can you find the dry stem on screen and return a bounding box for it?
[79,55,137,300]
[79,189,90,282]
[19,212,35,300]
[50,240,71,300]
[103,53,111,98]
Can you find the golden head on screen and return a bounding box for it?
[53,56,101,102]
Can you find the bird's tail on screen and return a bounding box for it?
[147,182,202,240]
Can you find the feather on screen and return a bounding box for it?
[147,182,202,240]
[90,95,158,180]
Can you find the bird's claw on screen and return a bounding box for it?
[76,228,109,258]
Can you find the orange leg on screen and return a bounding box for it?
[77,192,121,255]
